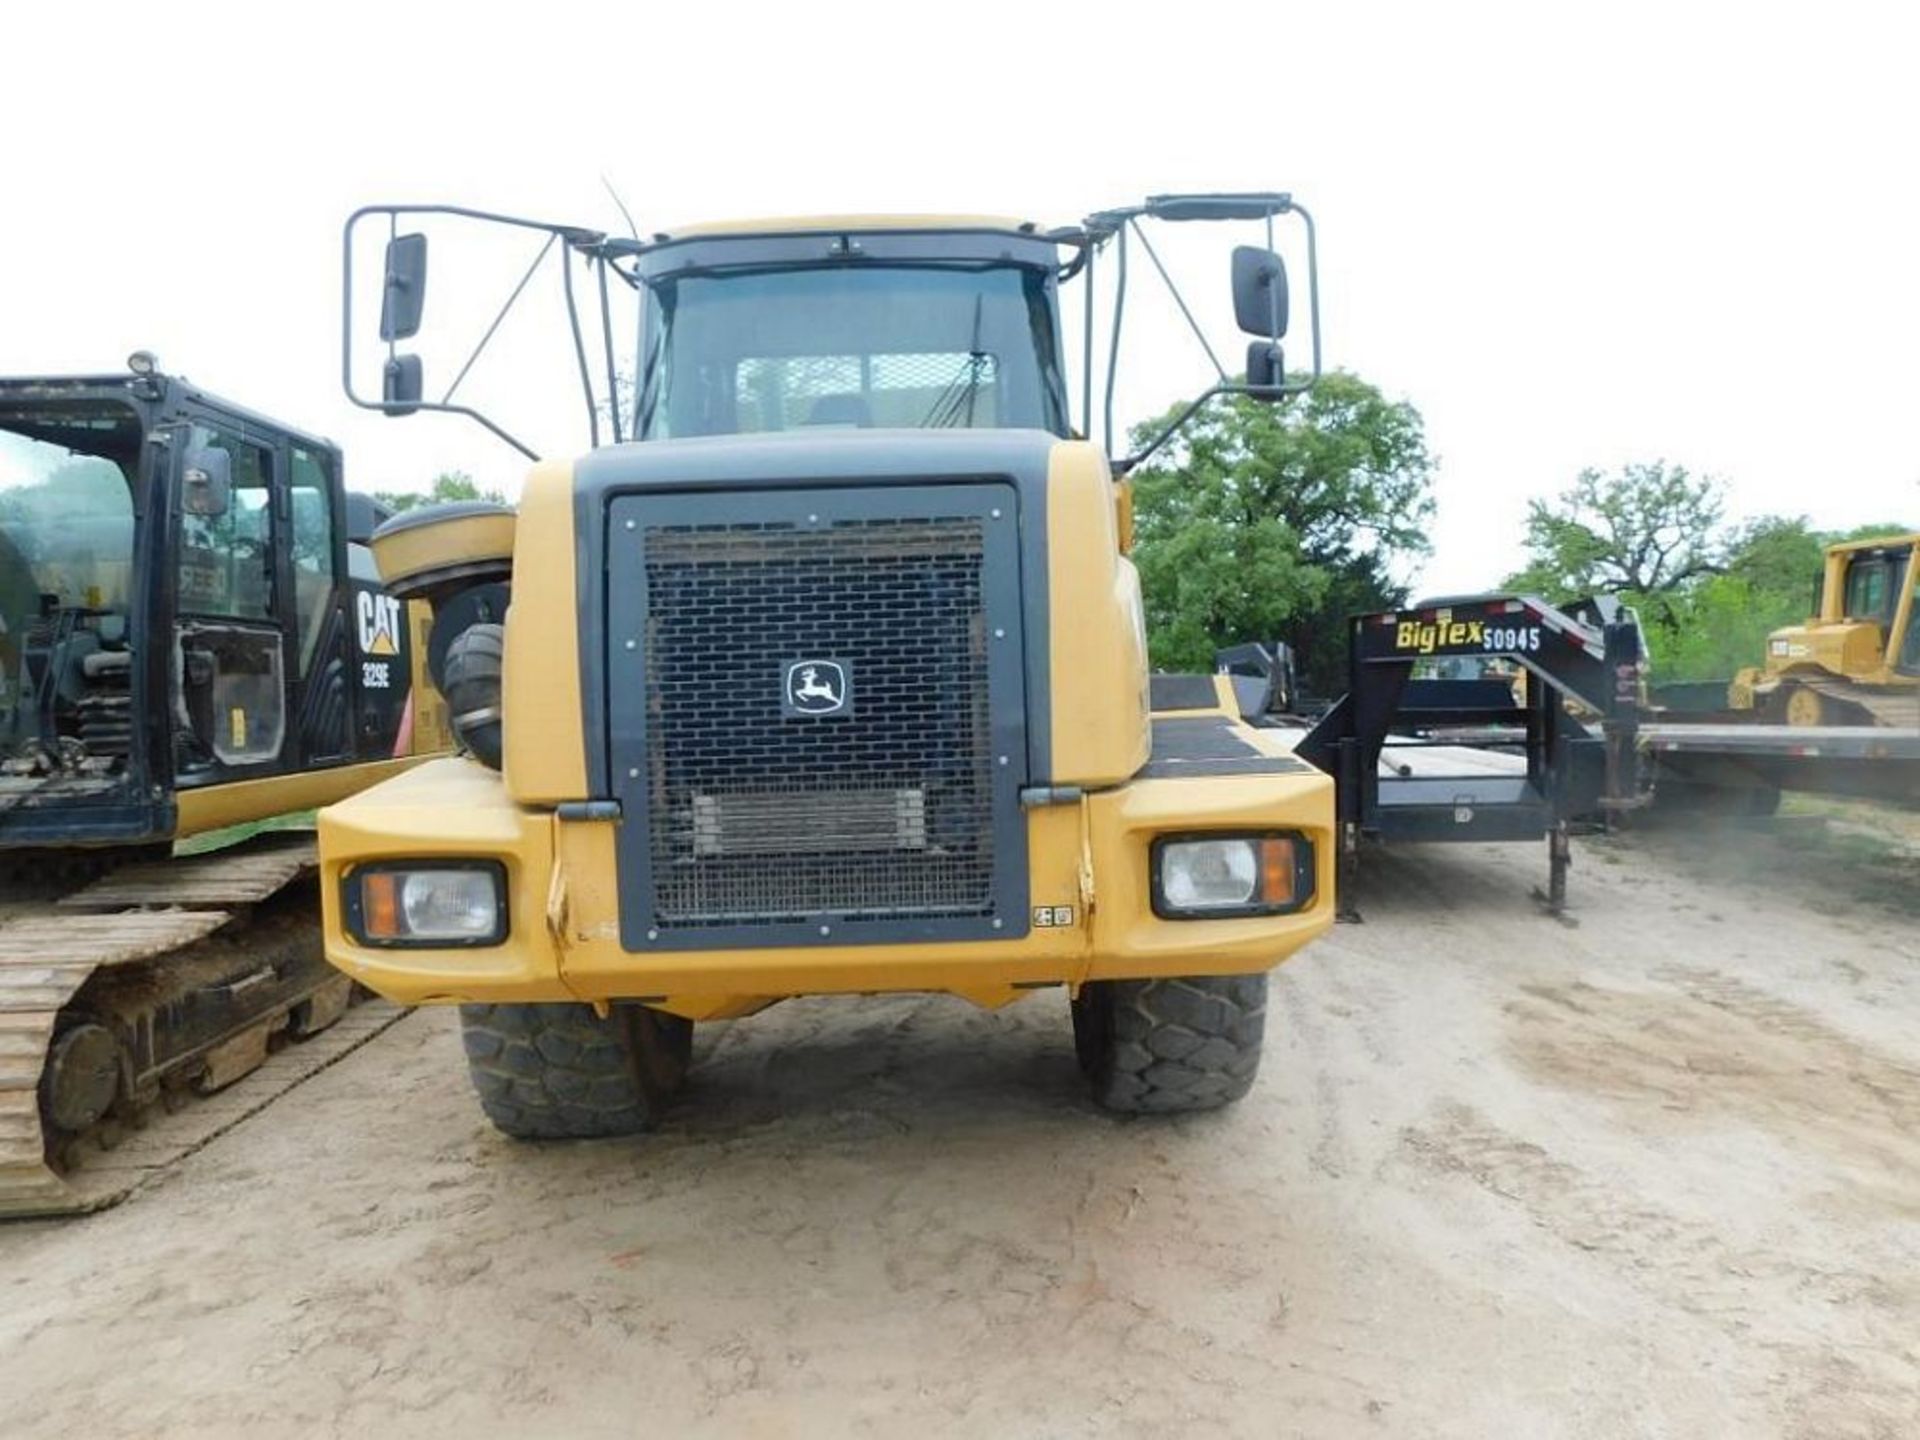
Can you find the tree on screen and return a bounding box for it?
[1505,462,1724,601]
[1722,514,1826,602]
[1127,370,1437,693]
[371,471,505,515]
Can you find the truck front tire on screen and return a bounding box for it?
[458,1002,692,1139]
[1070,973,1268,1114]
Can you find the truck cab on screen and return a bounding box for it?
[321,200,1336,1130]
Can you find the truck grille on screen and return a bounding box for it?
[605,485,1029,948]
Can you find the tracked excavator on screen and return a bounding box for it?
[0,359,448,1216]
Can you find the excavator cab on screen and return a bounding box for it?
[0,363,438,853]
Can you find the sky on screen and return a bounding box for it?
[4,0,1916,594]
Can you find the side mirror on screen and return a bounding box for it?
[1231,245,1289,339]
[384,354,424,417]
[1245,341,1285,400]
[181,447,232,518]
[379,232,429,341]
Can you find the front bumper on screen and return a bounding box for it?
[318,755,1335,1017]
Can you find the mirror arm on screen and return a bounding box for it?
[596,256,624,445]
[1131,219,1227,382]
[1102,223,1128,459]
[559,247,601,450]
[363,395,541,462]
[1079,243,1095,441]
[1111,384,1225,476]
[1113,369,1320,478]
[440,233,555,407]
[1295,201,1323,385]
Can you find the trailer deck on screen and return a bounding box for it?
[1641,720,1920,802]
[1233,591,1916,917]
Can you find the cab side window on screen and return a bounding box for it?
[1842,559,1888,623]
[289,447,338,676]
[177,424,273,620]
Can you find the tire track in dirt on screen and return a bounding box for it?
[1395,1102,1920,1439]
[1381,831,1920,1438]
[1507,969,1920,1218]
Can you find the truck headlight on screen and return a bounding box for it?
[346,862,508,947]
[1151,833,1312,919]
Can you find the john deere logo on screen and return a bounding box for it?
[783,659,851,717]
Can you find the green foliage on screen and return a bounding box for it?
[1833,521,1916,543]
[1631,515,1824,680]
[371,471,504,515]
[1723,514,1826,600]
[1127,371,1436,693]
[1644,572,1793,682]
[1506,461,1723,599]
[1510,474,1913,684]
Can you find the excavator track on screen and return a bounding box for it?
[0,833,400,1218]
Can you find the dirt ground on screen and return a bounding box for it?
[2,818,1916,1439]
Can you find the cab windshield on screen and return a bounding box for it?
[637,264,1068,440]
[0,403,140,741]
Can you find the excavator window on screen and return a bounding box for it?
[0,408,137,612]
[177,424,274,621]
[289,447,337,678]
[173,423,285,770]
[0,404,138,753]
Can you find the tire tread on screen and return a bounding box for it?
[1073,973,1267,1114]
[457,1002,691,1139]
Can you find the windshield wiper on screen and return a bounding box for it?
[921,295,988,428]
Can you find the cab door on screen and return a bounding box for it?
[169,415,294,782]
[286,443,353,763]
[1895,551,1920,678]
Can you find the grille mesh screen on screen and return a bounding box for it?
[641,517,994,928]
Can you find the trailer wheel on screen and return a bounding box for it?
[458,1002,692,1140]
[1071,974,1267,1114]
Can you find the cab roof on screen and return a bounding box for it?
[655,213,1040,242]
[628,213,1063,279]
[1830,532,1918,556]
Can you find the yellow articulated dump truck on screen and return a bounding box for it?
[1730,532,1919,728]
[324,195,1336,1136]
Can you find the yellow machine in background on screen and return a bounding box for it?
[1730,532,1919,728]
[323,195,1335,1137]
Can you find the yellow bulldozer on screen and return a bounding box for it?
[1729,532,1919,728]
[0,359,450,1215]
[322,195,1337,1138]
